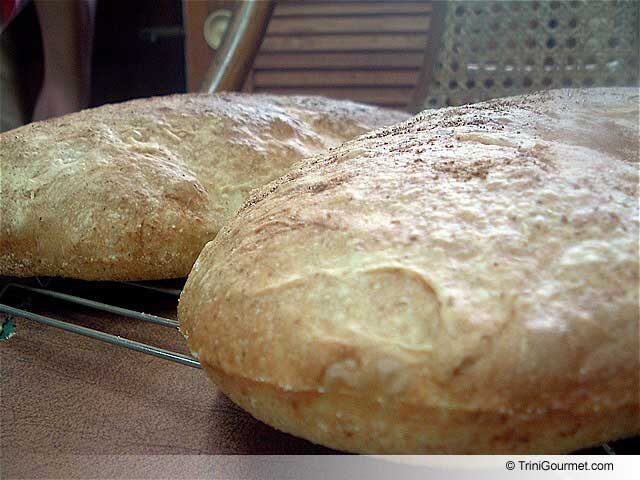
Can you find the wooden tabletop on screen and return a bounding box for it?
[1,278,636,478]
[0,278,333,478]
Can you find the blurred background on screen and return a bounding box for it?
[1,0,638,132]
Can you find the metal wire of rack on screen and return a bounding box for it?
[0,279,200,369]
[0,277,636,455]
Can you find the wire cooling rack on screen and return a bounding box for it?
[0,277,636,455]
[0,277,199,368]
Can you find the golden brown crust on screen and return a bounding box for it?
[179,88,640,453]
[0,93,408,280]
[204,364,638,454]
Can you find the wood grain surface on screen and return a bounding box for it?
[184,1,433,110]
[1,279,635,478]
[0,279,333,478]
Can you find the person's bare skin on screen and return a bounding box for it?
[32,0,95,121]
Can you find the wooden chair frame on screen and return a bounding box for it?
[200,0,275,93]
[198,0,446,113]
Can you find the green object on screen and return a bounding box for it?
[0,316,16,341]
